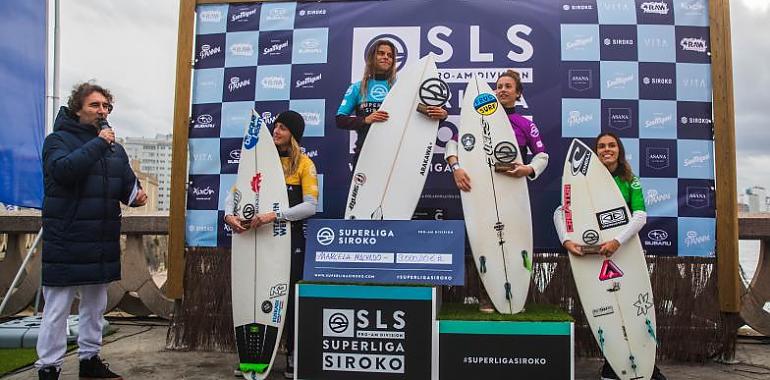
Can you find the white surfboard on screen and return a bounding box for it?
[231,111,291,379]
[561,139,657,380]
[345,55,448,220]
[457,75,533,314]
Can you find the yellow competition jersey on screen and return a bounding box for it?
[281,153,318,207]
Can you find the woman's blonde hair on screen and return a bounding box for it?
[282,136,302,176]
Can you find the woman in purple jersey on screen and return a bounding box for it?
[445,69,550,312]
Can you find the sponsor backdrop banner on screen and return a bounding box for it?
[186,0,715,257]
[304,219,465,285]
[296,284,435,379]
[438,320,573,379]
[0,0,46,208]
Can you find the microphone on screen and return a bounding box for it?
[97,118,115,152]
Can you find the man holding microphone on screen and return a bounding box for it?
[35,82,147,380]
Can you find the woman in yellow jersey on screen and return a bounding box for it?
[224,111,318,379]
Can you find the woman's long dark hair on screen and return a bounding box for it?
[595,132,635,183]
[360,39,397,98]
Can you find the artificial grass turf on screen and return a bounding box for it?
[438,303,574,322]
[0,347,39,377]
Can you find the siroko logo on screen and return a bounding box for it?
[316,227,335,246]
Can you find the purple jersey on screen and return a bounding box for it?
[507,112,546,155]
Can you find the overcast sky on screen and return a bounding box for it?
[58,0,770,194]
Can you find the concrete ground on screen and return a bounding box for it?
[3,321,770,379]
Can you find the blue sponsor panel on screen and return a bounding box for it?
[637,25,675,62]
[188,138,222,175]
[316,174,324,212]
[218,174,237,210]
[255,64,292,101]
[303,219,465,285]
[675,26,710,63]
[638,62,676,99]
[601,99,639,138]
[217,210,233,248]
[186,210,219,247]
[259,2,296,31]
[291,64,329,99]
[600,61,638,99]
[597,0,637,24]
[225,31,260,68]
[192,68,224,104]
[254,100,291,128]
[223,66,257,102]
[290,99,325,137]
[676,63,712,101]
[560,0,599,23]
[640,217,678,255]
[562,98,601,137]
[673,0,709,26]
[295,3,331,27]
[639,138,677,178]
[639,100,677,139]
[599,25,637,61]
[220,101,254,138]
[623,137,640,175]
[678,179,715,218]
[187,175,221,211]
[196,4,228,35]
[640,178,678,216]
[292,28,329,64]
[259,30,293,65]
[561,24,600,61]
[635,0,675,24]
[677,217,715,257]
[562,61,601,98]
[227,3,261,32]
[190,103,222,138]
[677,139,714,179]
[194,33,226,69]
[220,138,243,174]
[676,101,712,139]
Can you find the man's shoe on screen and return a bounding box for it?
[79,356,123,379]
[38,367,60,380]
[651,365,667,380]
[284,354,294,379]
[600,360,619,380]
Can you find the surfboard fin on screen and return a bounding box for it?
[597,328,605,352]
[504,282,512,300]
[521,250,532,272]
[645,318,659,345]
[370,206,384,220]
[479,256,487,274]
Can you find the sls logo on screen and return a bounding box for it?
[317,227,335,246]
[323,309,354,337]
[370,84,389,101]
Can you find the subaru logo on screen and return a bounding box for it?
[647,229,668,241]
